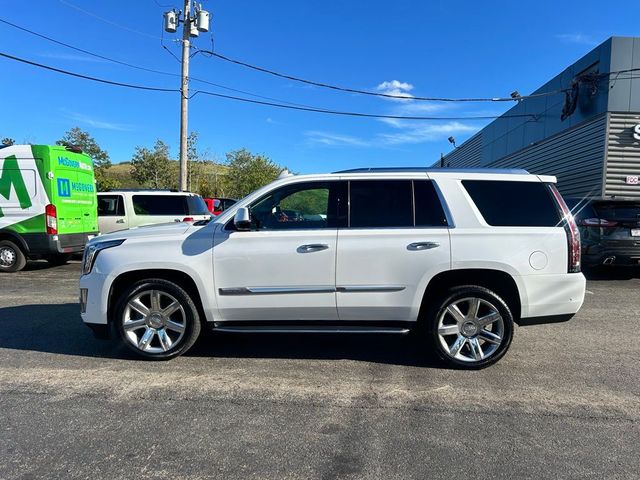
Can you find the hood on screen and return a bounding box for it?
[95,221,195,242]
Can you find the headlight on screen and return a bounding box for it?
[82,239,125,275]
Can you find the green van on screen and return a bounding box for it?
[0,144,98,272]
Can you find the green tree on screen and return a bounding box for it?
[130,140,175,189]
[1,137,15,146]
[56,127,119,191]
[224,148,282,198]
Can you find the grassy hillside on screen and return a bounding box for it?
[105,160,230,196]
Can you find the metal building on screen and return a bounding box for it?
[438,37,640,198]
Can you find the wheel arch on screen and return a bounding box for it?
[108,269,209,326]
[0,231,29,254]
[419,268,522,323]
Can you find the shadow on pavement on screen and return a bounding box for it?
[0,303,121,359]
[583,266,640,281]
[0,303,441,367]
[189,331,441,368]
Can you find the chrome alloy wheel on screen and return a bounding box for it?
[436,297,505,363]
[122,290,187,354]
[0,246,17,267]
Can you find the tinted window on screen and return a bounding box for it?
[462,180,560,227]
[414,181,448,227]
[247,182,347,230]
[350,180,413,228]
[593,202,640,219]
[222,198,237,210]
[97,195,124,217]
[186,196,210,215]
[132,195,187,216]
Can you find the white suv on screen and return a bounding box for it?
[80,168,586,368]
[97,191,211,234]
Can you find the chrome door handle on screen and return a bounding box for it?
[116,219,125,224]
[408,242,440,251]
[297,244,329,253]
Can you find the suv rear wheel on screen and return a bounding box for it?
[425,286,514,369]
[0,240,27,273]
[115,279,201,360]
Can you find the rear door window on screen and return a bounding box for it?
[462,180,560,227]
[98,195,124,216]
[349,180,413,228]
[414,180,448,227]
[132,195,187,216]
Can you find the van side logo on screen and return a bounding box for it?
[57,178,71,197]
[0,155,32,217]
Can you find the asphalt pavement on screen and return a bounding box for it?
[0,261,639,479]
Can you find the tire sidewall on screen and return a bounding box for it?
[426,286,514,369]
[0,240,27,273]
[114,279,201,360]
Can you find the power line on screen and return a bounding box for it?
[0,51,178,93]
[0,50,537,121]
[195,49,569,103]
[59,0,160,40]
[0,17,318,109]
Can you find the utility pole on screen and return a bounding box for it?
[179,0,190,192]
[163,3,210,192]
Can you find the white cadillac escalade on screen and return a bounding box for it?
[80,168,586,368]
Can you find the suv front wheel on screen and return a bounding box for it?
[426,286,514,369]
[115,279,201,360]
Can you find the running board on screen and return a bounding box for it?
[212,325,411,334]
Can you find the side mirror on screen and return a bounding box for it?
[234,207,252,231]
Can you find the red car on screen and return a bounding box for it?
[203,197,237,216]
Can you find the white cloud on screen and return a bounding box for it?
[375,79,414,99]
[555,33,598,46]
[305,131,371,147]
[378,122,478,145]
[64,111,135,131]
[39,52,106,63]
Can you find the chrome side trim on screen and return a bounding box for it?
[213,325,411,334]
[218,286,336,296]
[336,285,406,293]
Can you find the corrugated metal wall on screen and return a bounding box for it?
[443,133,482,168]
[605,112,640,198]
[487,114,607,197]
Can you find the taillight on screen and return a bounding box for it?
[548,185,581,273]
[182,217,194,222]
[580,218,618,227]
[45,204,57,235]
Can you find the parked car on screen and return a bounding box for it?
[97,190,211,234]
[203,197,237,216]
[0,144,98,272]
[80,168,586,368]
[566,197,640,268]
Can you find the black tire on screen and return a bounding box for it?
[45,253,72,266]
[114,278,202,360]
[424,285,514,369]
[0,240,27,273]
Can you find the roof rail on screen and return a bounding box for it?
[333,167,530,174]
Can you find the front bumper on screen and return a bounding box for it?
[79,270,110,326]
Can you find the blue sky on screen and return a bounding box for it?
[1,0,638,173]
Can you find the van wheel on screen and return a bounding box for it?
[46,253,72,266]
[0,240,27,273]
[114,279,201,360]
[425,286,514,369]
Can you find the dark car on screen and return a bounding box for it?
[566,197,640,267]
